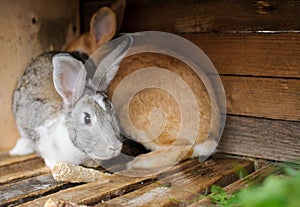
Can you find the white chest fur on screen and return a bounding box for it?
[36,115,88,168]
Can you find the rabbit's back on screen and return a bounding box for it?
[108,52,219,153]
[13,52,61,141]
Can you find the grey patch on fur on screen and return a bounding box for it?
[13,52,61,141]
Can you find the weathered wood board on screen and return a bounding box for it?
[222,76,300,121]
[0,153,255,206]
[96,157,254,207]
[182,33,300,78]
[219,115,300,162]
[120,0,300,33]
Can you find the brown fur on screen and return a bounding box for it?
[108,53,216,151]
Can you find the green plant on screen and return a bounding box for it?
[209,185,238,207]
[209,162,300,207]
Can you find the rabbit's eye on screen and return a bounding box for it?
[84,112,92,126]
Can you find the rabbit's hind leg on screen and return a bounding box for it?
[9,129,35,156]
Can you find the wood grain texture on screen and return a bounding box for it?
[20,175,154,207]
[222,76,300,121]
[0,153,37,167]
[188,163,281,207]
[0,174,69,206]
[96,158,254,207]
[14,158,253,207]
[119,0,300,33]
[0,155,48,185]
[0,156,44,177]
[0,166,50,185]
[17,159,198,206]
[218,115,300,161]
[182,33,300,78]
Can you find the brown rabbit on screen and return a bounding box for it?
[64,0,126,55]
[106,51,221,175]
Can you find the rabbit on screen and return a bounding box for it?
[64,0,126,56]
[9,36,133,169]
[105,51,222,175]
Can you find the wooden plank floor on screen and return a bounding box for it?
[0,153,263,207]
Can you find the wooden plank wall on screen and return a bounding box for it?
[81,0,300,161]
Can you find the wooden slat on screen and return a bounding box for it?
[0,153,37,167]
[0,166,50,185]
[0,174,70,206]
[222,76,300,121]
[0,155,48,185]
[0,156,44,177]
[188,163,281,207]
[17,159,198,206]
[119,0,300,33]
[218,115,300,161]
[96,158,254,207]
[183,33,300,78]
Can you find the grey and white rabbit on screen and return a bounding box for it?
[10,37,132,169]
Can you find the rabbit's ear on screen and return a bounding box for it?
[52,54,87,106]
[90,7,117,46]
[111,0,126,31]
[92,35,132,91]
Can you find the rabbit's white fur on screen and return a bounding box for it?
[36,115,88,168]
[9,136,35,156]
[10,114,88,168]
[192,139,218,158]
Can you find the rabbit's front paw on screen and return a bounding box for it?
[44,159,58,169]
[9,138,35,156]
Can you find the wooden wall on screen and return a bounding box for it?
[81,0,300,161]
[0,0,79,151]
